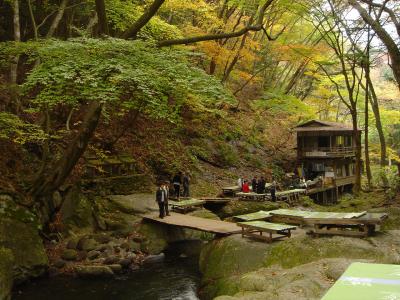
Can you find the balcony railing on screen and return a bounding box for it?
[300,146,356,158]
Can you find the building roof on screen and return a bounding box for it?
[293,120,358,132]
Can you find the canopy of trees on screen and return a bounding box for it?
[0,0,399,221]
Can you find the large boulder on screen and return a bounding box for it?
[60,186,95,229]
[199,235,270,299]
[0,218,48,284]
[0,247,14,300]
[263,232,400,269]
[107,193,158,214]
[200,231,400,299]
[214,258,361,300]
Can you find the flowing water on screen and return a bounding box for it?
[13,255,201,300]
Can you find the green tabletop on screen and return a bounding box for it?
[234,210,272,221]
[238,221,296,231]
[268,209,366,219]
[321,262,400,300]
[169,199,205,207]
[237,192,267,197]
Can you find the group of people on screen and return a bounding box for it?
[172,171,190,199]
[238,175,277,201]
[156,171,190,218]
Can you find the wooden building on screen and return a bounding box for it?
[294,120,361,203]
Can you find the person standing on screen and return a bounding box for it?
[183,172,190,197]
[270,179,277,201]
[162,182,170,216]
[242,180,250,193]
[237,176,243,191]
[156,183,166,218]
[172,172,182,199]
[251,176,258,193]
[257,176,265,194]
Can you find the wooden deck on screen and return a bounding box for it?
[142,212,242,235]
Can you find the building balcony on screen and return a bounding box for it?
[299,146,356,158]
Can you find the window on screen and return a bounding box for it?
[336,166,343,177]
[345,136,352,147]
[336,136,344,147]
[318,136,330,148]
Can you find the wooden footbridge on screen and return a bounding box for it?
[142,212,242,235]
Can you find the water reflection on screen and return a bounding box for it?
[13,255,200,300]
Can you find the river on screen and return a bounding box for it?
[13,255,201,300]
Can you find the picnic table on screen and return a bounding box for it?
[234,210,272,221]
[267,209,367,226]
[236,192,269,201]
[221,185,240,196]
[169,199,205,213]
[321,262,400,300]
[238,221,296,243]
[308,212,388,237]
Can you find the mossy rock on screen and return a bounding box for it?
[0,247,14,300]
[0,218,48,283]
[199,235,270,299]
[264,234,394,269]
[215,258,365,300]
[61,249,78,261]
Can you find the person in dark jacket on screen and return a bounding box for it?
[162,182,170,216]
[172,172,182,199]
[257,176,265,194]
[270,179,277,201]
[251,176,258,193]
[156,183,167,218]
[183,173,190,197]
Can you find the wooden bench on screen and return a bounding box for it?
[308,212,388,237]
[238,221,296,243]
[169,199,205,213]
[236,192,269,201]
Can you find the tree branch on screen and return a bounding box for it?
[122,0,166,39]
[157,0,275,47]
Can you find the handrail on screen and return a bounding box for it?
[302,146,355,152]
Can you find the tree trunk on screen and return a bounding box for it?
[351,112,362,194]
[94,0,109,36]
[27,0,38,40]
[364,15,372,190]
[366,74,387,166]
[10,0,20,113]
[222,33,247,82]
[349,0,400,90]
[47,0,68,38]
[29,101,103,198]
[122,0,166,39]
[364,69,372,189]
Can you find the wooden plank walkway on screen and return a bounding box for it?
[142,212,242,235]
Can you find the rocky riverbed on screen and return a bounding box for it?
[2,188,400,300]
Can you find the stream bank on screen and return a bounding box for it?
[13,253,201,300]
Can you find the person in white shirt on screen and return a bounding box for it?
[237,177,243,190]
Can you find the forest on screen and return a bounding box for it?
[0,0,400,299]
